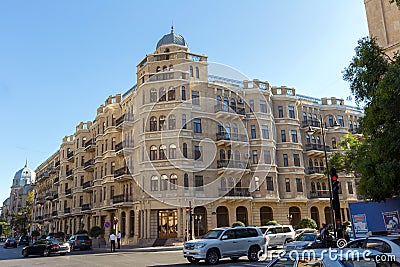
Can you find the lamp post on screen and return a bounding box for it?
[287,214,293,225]
[194,215,202,238]
[306,115,340,239]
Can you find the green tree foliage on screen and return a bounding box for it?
[328,133,362,174]
[266,220,279,226]
[389,0,400,8]
[343,37,400,201]
[232,221,245,227]
[89,226,104,238]
[0,222,12,237]
[298,217,317,229]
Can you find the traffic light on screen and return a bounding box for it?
[330,167,340,195]
[0,224,2,236]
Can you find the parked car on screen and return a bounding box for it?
[259,225,295,247]
[266,248,400,267]
[67,234,92,251]
[45,236,70,253]
[183,226,265,264]
[4,238,18,248]
[22,239,69,257]
[346,236,400,262]
[283,233,321,250]
[18,235,30,246]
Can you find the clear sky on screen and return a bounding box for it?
[0,1,369,203]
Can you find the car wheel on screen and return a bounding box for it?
[42,249,49,257]
[205,249,219,265]
[248,246,261,262]
[187,257,200,264]
[230,257,240,261]
[22,250,29,258]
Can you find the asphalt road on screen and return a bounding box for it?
[0,242,276,267]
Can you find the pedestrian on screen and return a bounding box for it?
[109,231,116,252]
[320,224,329,248]
[117,231,121,249]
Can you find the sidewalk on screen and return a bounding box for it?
[92,244,184,253]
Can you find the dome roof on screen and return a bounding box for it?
[13,161,35,187]
[156,27,187,49]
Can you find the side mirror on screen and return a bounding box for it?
[221,235,228,240]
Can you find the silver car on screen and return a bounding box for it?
[183,226,265,264]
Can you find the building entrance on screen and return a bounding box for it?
[158,210,178,238]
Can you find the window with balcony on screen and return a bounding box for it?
[192,91,200,105]
[159,116,166,131]
[329,115,334,127]
[169,144,176,159]
[160,175,168,191]
[159,87,166,101]
[150,116,157,132]
[151,176,159,191]
[168,87,175,101]
[263,150,271,164]
[150,146,157,160]
[338,115,344,127]
[170,174,177,190]
[159,145,167,160]
[168,115,176,130]
[150,89,157,103]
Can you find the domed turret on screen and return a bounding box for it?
[12,160,35,187]
[156,26,187,50]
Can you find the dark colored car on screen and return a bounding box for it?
[22,239,68,257]
[67,234,92,250]
[18,236,30,246]
[4,238,18,248]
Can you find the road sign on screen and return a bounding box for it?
[104,221,111,228]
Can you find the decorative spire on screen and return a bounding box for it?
[171,21,174,33]
[25,159,28,167]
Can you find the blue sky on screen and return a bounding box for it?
[0,1,369,203]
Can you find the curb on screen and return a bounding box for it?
[92,245,183,253]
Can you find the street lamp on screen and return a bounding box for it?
[194,215,202,238]
[287,214,293,224]
[306,115,340,238]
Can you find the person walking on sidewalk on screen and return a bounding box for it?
[109,232,116,252]
[117,231,121,249]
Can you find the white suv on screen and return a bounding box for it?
[183,226,265,264]
[259,225,295,247]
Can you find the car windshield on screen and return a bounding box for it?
[202,230,224,239]
[295,234,317,241]
[77,236,89,240]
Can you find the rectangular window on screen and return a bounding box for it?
[262,125,269,139]
[80,175,84,186]
[194,145,202,160]
[260,100,267,113]
[182,114,187,129]
[194,175,203,191]
[263,150,271,164]
[93,190,97,203]
[338,115,344,127]
[266,177,274,191]
[192,91,200,105]
[181,86,186,100]
[193,118,202,133]
[288,106,295,118]
[291,130,298,143]
[285,178,291,192]
[281,130,286,142]
[79,196,83,207]
[251,125,257,139]
[283,154,288,167]
[347,182,354,194]
[151,177,158,191]
[296,178,303,192]
[110,185,114,199]
[278,106,283,118]
[293,154,300,166]
[249,100,254,112]
[252,150,258,164]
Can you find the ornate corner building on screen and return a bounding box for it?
[364,0,400,57]
[32,28,363,246]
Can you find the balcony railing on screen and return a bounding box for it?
[52,211,58,217]
[67,151,74,159]
[115,141,123,152]
[222,187,251,197]
[305,167,325,175]
[53,193,58,200]
[82,181,92,189]
[216,132,247,142]
[36,197,45,205]
[112,194,133,204]
[83,159,94,169]
[116,115,125,127]
[305,144,330,152]
[66,169,73,177]
[114,166,131,178]
[84,138,93,148]
[81,204,91,211]
[54,177,59,183]
[65,188,72,195]
[214,104,246,115]
[35,216,43,221]
[64,207,71,214]
[55,160,60,168]
[301,120,321,128]
[217,160,248,169]
[309,190,330,199]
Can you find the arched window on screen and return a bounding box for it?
[150,146,157,160]
[311,207,320,228]
[184,173,189,189]
[317,182,321,192]
[160,174,168,191]
[168,115,176,130]
[217,122,224,135]
[182,114,187,129]
[227,150,232,160]
[230,98,236,112]
[150,116,157,132]
[322,182,327,191]
[216,206,229,227]
[317,136,321,145]
[159,145,167,160]
[183,143,188,158]
[151,176,159,191]
[168,87,175,101]
[308,113,312,122]
[260,206,273,225]
[169,144,176,159]
[156,66,161,73]
[303,112,307,122]
[162,65,167,71]
[311,182,316,193]
[289,206,301,226]
[232,123,238,140]
[129,210,135,237]
[150,89,157,102]
[309,158,313,168]
[223,97,229,112]
[329,115,334,127]
[228,177,235,189]
[253,176,260,191]
[193,207,207,237]
[159,116,166,131]
[219,149,226,160]
[311,135,316,144]
[195,67,199,78]
[234,150,240,161]
[220,177,226,190]
[159,87,166,101]
[216,95,222,110]
[325,206,333,225]
[121,212,126,237]
[332,138,337,149]
[349,120,353,130]
[189,66,193,77]
[170,174,177,190]
[225,123,231,140]
[236,206,248,225]
[306,135,310,144]
[319,160,324,169]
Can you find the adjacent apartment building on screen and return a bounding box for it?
[364,0,400,56]
[32,28,363,246]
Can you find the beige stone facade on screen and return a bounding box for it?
[32,29,363,246]
[365,0,400,57]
